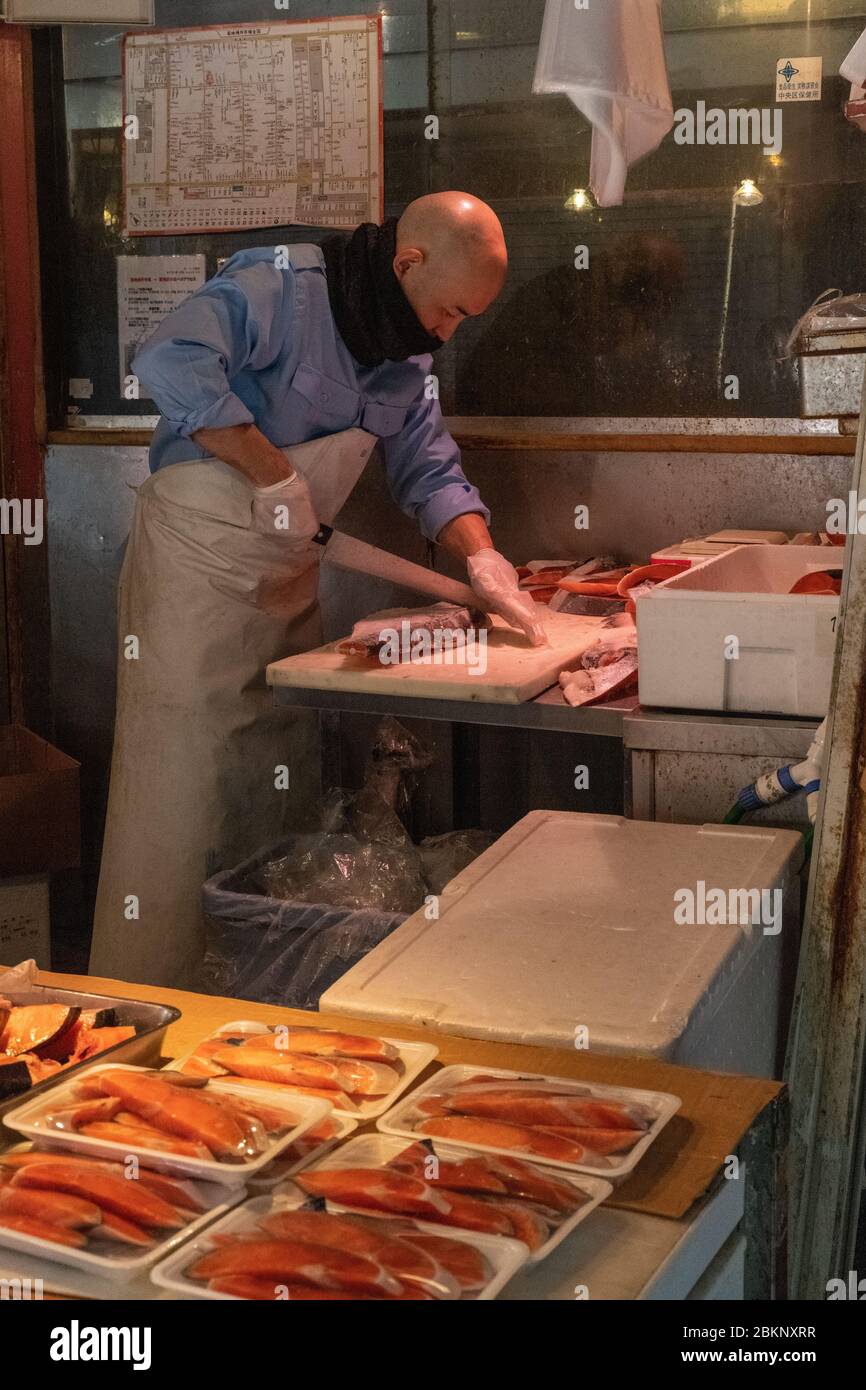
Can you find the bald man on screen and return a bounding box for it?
[90,193,541,988]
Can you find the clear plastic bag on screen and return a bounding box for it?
[199,718,495,1004]
[201,845,407,1009]
[259,833,426,915]
[418,830,497,896]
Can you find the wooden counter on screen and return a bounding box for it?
[0,966,788,1300]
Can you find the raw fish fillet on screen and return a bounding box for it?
[336,604,486,659]
[211,1045,397,1097]
[559,644,638,707]
[0,1212,87,1248]
[193,1073,361,1111]
[491,1199,549,1251]
[250,1028,398,1061]
[398,1232,492,1292]
[43,1097,123,1131]
[12,1158,184,1229]
[297,1167,452,1220]
[206,1276,428,1301]
[423,1190,516,1238]
[481,1154,585,1214]
[418,1115,591,1164]
[1,1148,206,1215]
[536,1126,643,1155]
[388,1140,508,1195]
[78,1119,215,1160]
[97,1210,155,1247]
[189,1238,402,1297]
[94,1070,248,1159]
[259,1209,459,1300]
[443,1088,651,1132]
[0,1185,100,1229]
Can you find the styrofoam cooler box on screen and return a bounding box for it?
[321,811,804,1079]
[636,545,842,717]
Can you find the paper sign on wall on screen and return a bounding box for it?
[117,255,206,399]
[776,56,823,102]
[122,17,383,236]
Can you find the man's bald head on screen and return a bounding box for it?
[393,192,507,343]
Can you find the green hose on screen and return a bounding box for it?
[723,802,745,824]
[802,824,814,859]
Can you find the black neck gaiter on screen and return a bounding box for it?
[321,217,443,368]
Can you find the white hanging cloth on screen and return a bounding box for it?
[841,25,866,86]
[533,0,674,207]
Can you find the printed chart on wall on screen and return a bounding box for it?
[122,16,383,236]
[117,255,206,396]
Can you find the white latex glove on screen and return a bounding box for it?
[252,468,319,543]
[467,548,547,647]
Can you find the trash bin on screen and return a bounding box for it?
[200,835,409,1009]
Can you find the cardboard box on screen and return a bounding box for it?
[0,875,51,969]
[0,726,80,877]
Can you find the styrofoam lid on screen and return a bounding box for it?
[321,812,804,1053]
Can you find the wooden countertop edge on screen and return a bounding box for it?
[1,967,785,1224]
[46,427,856,456]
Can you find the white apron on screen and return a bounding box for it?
[89,428,377,989]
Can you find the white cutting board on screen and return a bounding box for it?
[267,611,607,704]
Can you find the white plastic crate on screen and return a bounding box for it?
[636,545,841,716]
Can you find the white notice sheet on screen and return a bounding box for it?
[117,255,206,396]
[122,17,383,236]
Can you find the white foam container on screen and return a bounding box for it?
[3,1062,332,1186]
[321,811,805,1079]
[0,1142,243,1283]
[151,1189,528,1300]
[291,1131,611,1262]
[378,1066,677,1182]
[167,1020,438,1121]
[636,544,842,716]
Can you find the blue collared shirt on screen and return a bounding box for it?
[133,244,489,541]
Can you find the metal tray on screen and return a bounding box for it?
[0,983,180,1121]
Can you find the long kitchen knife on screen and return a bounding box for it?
[314,524,488,610]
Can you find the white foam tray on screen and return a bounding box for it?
[3,1062,332,1186]
[151,1190,529,1301]
[378,1064,680,1181]
[291,1131,611,1264]
[0,1143,243,1283]
[167,1020,438,1121]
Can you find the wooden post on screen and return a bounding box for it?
[0,23,49,733]
[786,378,866,1295]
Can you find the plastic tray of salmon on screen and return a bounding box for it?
[377,1064,681,1180]
[166,1020,438,1121]
[0,1141,243,1282]
[2,1062,333,1186]
[150,1190,528,1301]
[279,1132,611,1265]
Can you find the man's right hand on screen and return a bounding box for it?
[251,467,319,542]
[192,422,297,488]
